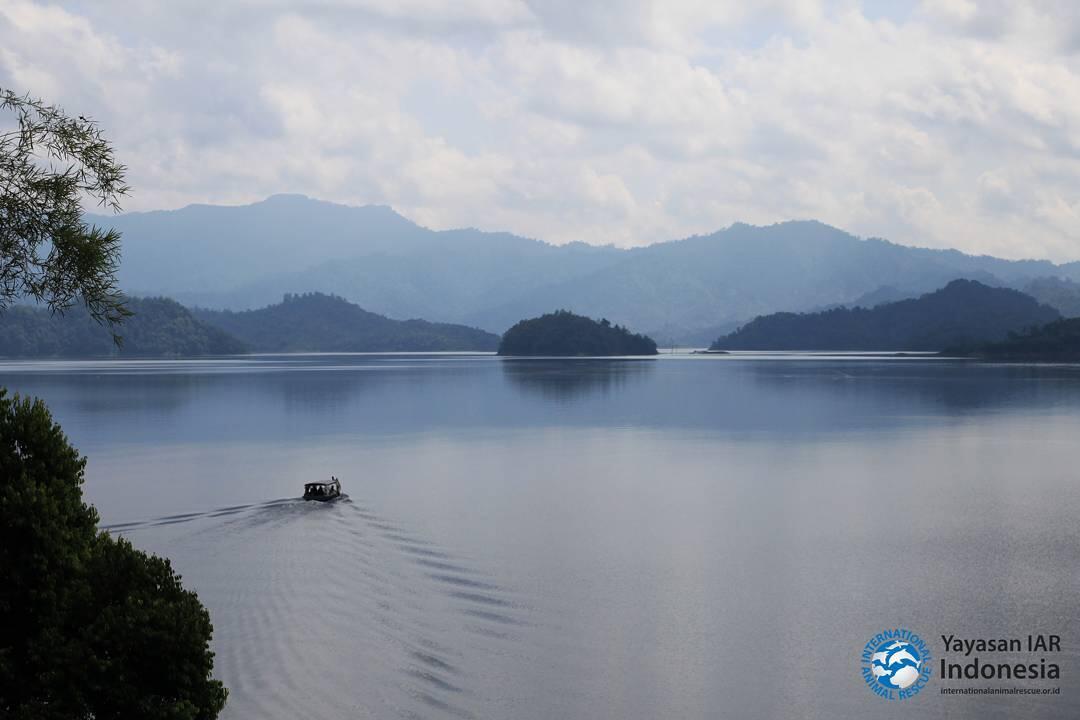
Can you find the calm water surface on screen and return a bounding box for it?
[2,353,1078,719]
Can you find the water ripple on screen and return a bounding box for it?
[116,493,529,720]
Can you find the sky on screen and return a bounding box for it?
[2,1,1080,260]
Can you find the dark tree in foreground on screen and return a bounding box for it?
[498,310,658,356]
[0,390,227,719]
[0,89,130,334]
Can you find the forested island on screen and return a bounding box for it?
[711,280,1061,351]
[194,292,499,352]
[498,310,658,356]
[0,297,246,357]
[951,318,1080,361]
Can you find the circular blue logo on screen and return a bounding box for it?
[861,629,932,700]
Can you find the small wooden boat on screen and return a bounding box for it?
[304,476,342,502]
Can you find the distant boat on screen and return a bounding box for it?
[304,476,342,502]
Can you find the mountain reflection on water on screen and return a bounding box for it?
[500,358,655,401]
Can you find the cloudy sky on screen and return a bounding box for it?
[2,1,1080,260]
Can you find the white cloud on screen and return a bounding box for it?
[2,0,1080,260]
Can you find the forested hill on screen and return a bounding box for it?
[958,318,1080,361]
[711,280,1061,351]
[194,292,500,352]
[498,310,658,356]
[0,297,247,357]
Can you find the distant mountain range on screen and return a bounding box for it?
[193,292,499,352]
[711,280,1061,351]
[91,195,1080,343]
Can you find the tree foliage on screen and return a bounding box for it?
[0,89,130,334]
[498,310,658,356]
[0,390,227,719]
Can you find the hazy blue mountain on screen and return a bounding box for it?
[498,310,657,356]
[193,292,499,352]
[799,285,920,315]
[0,297,246,357]
[844,285,920,309]
[459,222,1056,333]
[1021,276,1080,318]
[711,280,1061,351]
[104,194,432,295]
[647,319,744,349]
[92,196,1080,340]
[97,194,621,322]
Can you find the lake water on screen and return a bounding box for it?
[2,353,1078,719]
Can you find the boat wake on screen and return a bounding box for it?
[100,497,300,532]
[104,495,529,720]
